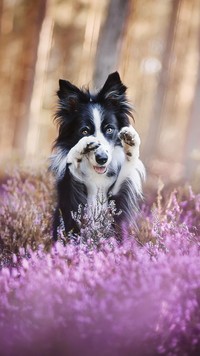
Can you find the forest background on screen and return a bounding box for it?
[0,0,200,187]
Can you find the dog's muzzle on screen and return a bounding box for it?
[93,147,108,174]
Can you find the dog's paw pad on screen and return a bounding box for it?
[119,131,135,146]
[83,141,100,154]
[119,127,140,147]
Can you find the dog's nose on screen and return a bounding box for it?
[95,152,108,165]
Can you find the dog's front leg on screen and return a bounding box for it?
[119,125,141,162]
[112,125,145,194]
[111,126,145,228]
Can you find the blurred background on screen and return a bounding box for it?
[0,0,200,185]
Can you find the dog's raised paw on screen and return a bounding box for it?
[119,126,140,147]
[67,137,100,167]
[72,136,100,155]
[83,141,101,154]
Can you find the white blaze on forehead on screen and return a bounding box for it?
[92,106,102,134]
[92,106,113,158]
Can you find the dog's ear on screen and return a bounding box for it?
[98,72,127,101]
[97,72,133,123]
[57,79,82,112]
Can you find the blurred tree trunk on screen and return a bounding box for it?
[93,0,130,88]
[185,44,200,179]
[12,0,47,155]
[144,0,181,161]
[0,1,2,29]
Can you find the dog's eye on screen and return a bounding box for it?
[81,127,90,136]
[106,127,114,134]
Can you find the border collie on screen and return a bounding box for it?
[51,72,145,240]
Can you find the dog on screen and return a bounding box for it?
[51,72,145,241]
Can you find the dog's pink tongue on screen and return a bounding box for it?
[94,166,107,174]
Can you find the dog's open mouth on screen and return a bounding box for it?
[93,166,107,174]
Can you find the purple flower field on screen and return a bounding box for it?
[0,168,200,356]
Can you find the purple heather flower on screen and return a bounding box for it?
[0,172,200,355]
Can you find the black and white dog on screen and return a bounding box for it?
[51,72,145,240]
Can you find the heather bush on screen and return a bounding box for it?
[0,167,54,264]
[0,167,200,356]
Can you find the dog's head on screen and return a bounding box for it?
[53,72,133,176]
